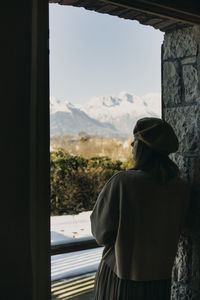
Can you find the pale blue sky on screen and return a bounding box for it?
[49,4,164,104]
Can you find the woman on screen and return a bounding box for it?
[90,117,190,300]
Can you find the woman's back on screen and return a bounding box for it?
[104,170,190,281]
[91,170,189,281]
[91,117,190,300]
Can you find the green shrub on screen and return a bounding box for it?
[50,150,134,215]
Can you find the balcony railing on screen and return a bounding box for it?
[51,238,101,256]
[51,238,102,299]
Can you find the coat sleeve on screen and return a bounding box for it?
[90,173,121,247]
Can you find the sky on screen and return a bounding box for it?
[49,4,164,105]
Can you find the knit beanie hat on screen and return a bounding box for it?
[133,117,179,155]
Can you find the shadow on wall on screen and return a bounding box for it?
[184,158,200,237]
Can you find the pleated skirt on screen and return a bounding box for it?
[94,259,171,300]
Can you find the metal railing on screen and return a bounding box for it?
[51,238,101,256]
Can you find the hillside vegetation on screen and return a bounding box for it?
[50,133,133,162]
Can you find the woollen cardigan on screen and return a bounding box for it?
[90,169,190,281]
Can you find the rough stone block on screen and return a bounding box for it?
[170,154,191,181]
[183,65,200,103]
[163,105,200,153]
[163,27,198,60]
[173,237,191,281]
[171,237,200,300]
[163,61,181,106]
[182,57,197,65]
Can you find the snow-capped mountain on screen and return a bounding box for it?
[50,96,74,114]
[50,97,118,136]
[79,92,161,136]
[50,92,161,137]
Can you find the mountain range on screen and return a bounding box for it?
[50,92,161,137]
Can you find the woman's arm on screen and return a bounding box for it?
[90,174,121,247]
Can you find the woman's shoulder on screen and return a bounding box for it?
[107,169,146,184]
[114,171,190,189]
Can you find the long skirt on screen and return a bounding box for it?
[94,259,171,300]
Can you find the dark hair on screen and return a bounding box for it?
[132,140,179,184]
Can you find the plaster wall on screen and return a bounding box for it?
[162,26,200,299]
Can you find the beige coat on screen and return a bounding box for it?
[90,170,190,281]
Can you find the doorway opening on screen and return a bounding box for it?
[49,3,163,299]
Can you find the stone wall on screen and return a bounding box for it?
[162,26,200,299]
